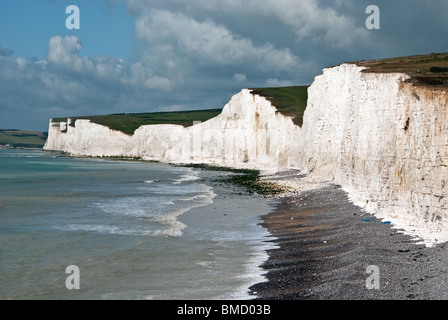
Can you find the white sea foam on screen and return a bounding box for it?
[172,173,200,185]
[54,224,154,236]
[152,186,217,237]
[90,183,217,237]
[216,234,279,300]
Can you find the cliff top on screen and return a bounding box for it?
[249,86,309,127]
[52,109,223,135]
[52,86,310,135]
[351,52,448,87]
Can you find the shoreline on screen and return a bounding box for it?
[250,172,448,300]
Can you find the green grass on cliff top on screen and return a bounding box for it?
[52,86,309,135]
[352,52,448,87]
[249,86,309,127]
[52,109,223,135]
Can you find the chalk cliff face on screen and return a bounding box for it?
[299,63,448,245]
[44,89,300,170]
[44,63,448,245]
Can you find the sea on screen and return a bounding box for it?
[0,149,277,300]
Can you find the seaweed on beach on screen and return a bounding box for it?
[181,163,287,196]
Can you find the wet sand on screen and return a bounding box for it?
[250,178,448,300]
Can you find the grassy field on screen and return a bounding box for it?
[53,109,223,135]
[0,129,48,148]
[249,86,309,126]
[352,52,448,87]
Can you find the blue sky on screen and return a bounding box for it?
[2,0,448,131]
[0,0,134,59]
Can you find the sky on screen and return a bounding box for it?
[2,0,448,131]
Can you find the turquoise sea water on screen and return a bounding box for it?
[0,149,276,300]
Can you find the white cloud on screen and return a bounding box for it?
[233,73,246,83]
[126,0,371,50]
[15,57,27,71]
[45,35,175,92]
[47,35,84,70]
[266,78,293,87]
[237,0,372,49]
[143,76,173,91]
[135,10,299,70]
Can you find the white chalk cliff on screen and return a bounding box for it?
[44,90,300,169]
[44,63,448,246]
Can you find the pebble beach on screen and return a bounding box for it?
[250,171,448,300]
